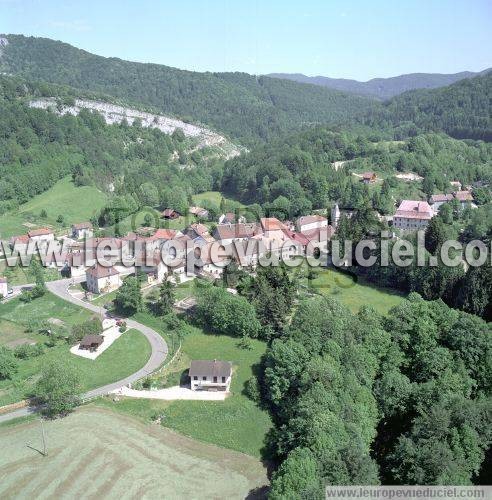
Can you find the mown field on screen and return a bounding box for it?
[0,407,268,499]
[0,177,108,239]
[0,293,151,406]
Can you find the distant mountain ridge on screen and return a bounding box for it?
[267,69,491,100]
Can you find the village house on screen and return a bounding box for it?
[194,243,229,278]
[218,212,246,225]
[28,228,55,245]
[189,206,210,219]
[61,252,90,278]
[296,214,328,233]
[361,172,377,184]
[260,217,287,240]
[71,222,93,240]
[9,234,29,251]
[85,263,121,294]
[189,359,232,392]
[393,200,434,230]
[135,250,168,284]
[79,334,104,352]
[0,277,8,298]
[213,222,262,245]
[184,223,214,245]
[429,193,454,211]
[453,190,476,209]
[161,208,180,220]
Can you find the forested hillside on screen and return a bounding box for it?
[222,127,492,217]
[0,75,219,217]
[268,69,488,99]
[366,73,492,141]
[0,35,380,145]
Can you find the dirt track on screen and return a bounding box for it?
[0,406,268,499]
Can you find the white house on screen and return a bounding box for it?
[296,214,328,233]
[393,200,434,230]
[85,264,121,294]
[0,277,8,298]
[189,360,232,392]
[71,222,94,240]
[28,228,55,245]
[429,193,454,212]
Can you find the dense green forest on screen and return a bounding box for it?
[0,35,379,145]
[264,294,491,495]
[365,73,492,141]
[0,75,219,218]
[222,127,492,217]
[2,35,491,145]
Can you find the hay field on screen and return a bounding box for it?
[0,407,268,499]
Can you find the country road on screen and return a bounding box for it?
[0,278,168,423]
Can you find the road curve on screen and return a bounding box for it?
[0,278,168,423]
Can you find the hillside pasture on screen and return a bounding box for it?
[0,177,107,239]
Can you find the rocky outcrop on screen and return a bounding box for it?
[29,97,240,158]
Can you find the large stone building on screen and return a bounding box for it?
[393,200,434,230]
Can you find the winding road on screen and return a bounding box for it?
[0,278,168,423]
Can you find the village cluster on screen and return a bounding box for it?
[0,181,479,301]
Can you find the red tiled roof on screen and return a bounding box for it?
[395,200,433,220]
[86,263,119,279]
[260,217,286,231]
[282,229,310,246]
[28,228,53,237]
[454,190,474,202]
[214,223,262,240]
[430,194,453,203]
[10,234,29,244]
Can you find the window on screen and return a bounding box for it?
[213,376,217,383]
[222,376,226,383]
[202,376,207,381]
[193,376,198,380]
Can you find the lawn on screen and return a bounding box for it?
[300,265,405,315]
[0,407,268,498]
[0,177,108,239]
[0,260,60,286]
[0,293,151,406]
[98,317,272,458]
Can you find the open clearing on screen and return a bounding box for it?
[0,406,268,499]
[300,266,405,315]
[0,177,108,239]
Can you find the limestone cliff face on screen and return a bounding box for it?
[29,97,241,158]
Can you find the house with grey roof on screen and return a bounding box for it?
[189,359,232,392]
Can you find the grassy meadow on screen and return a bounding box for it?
[0,177,108,239]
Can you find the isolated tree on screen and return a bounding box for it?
[115,277,143,315]
[34,361,81,416]
[157,279,175,315]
